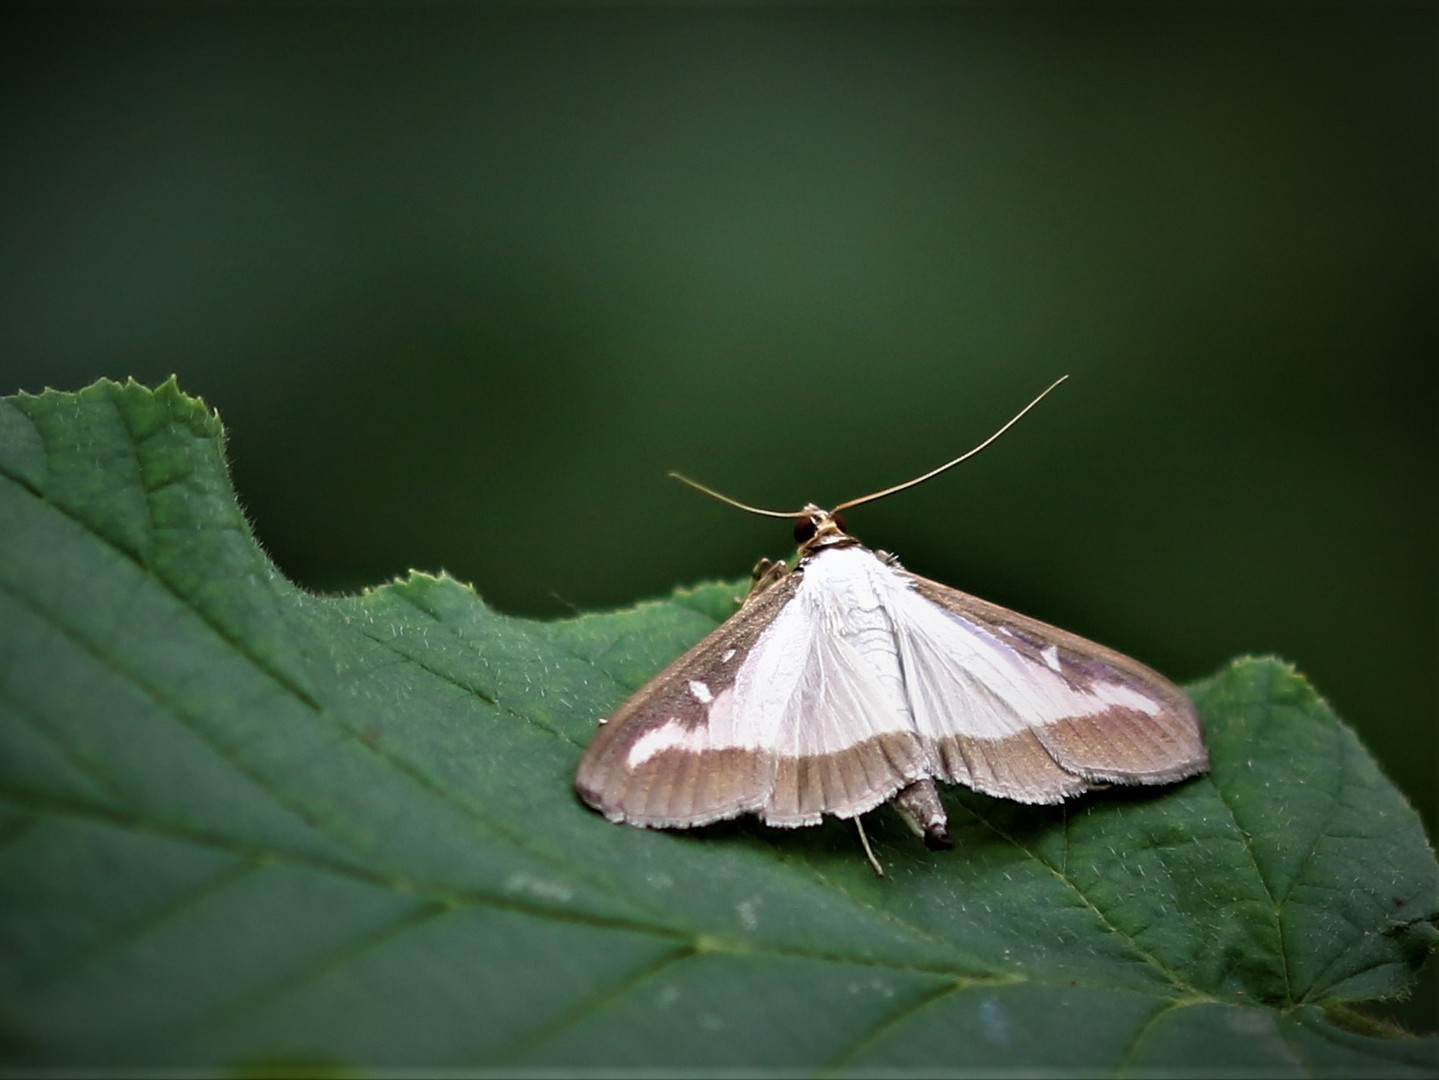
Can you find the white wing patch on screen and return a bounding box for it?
[888,570,1163,745]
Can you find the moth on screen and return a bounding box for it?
[575,378,1207,873]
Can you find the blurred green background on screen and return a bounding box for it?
[3,5,1435,1024]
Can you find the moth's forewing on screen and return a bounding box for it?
[574,572,800,828]
[904,571,1208,792]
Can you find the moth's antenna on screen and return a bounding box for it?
[832,375,1069,514]
[668,472,808,519]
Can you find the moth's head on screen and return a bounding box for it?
[793,504,853,551]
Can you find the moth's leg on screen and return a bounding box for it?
[741,557,790,604]
[892,779,953,850]
[874,549,903,568]
[854,817,885,877]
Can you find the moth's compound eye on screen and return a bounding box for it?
[793,517,818,544]
[833,513,848,534]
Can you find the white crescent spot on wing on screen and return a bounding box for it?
[1086,676,1165,715]
[624,683,745,768]
[625,719,694,768]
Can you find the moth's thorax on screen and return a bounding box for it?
[795,544,911,628]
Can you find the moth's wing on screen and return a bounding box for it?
[892,570,1208,804]
[574,573,800,829]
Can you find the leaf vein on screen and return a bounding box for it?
[0,689,133,805]
[29,858,261,992]
[1200,770,1295,1005]
[177,900,451,1047]
[819,977,969,1074]
[378,590,589,746]
[0,474,322,713]
[488,942,698,1064]
[0,576,396,867]
[1112,995,1194,1076]
[961,802,1202,997]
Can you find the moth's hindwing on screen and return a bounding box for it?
[574,571,801,828]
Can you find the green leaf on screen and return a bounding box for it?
[2,377,1436,1073]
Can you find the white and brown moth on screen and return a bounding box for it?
[575,379,1207,872]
